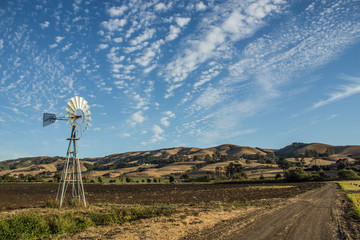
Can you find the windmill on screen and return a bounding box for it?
[43,96,91,208]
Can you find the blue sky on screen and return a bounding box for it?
[1,0,360,161]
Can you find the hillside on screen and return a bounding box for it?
[0,142,359,180]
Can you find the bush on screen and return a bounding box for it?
[275,173,282,179]
[338,169,359,180]
[284,168,308,182]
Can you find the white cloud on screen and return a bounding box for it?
[193,65,221,89]
[113,37,122,43]
[164,1,286,98]
[166,25,181,41]
[40,21,50,29]
[107,47,124,63]
[98,43,109,50]
[55,36,64,43]
[102,19,127,32]
[133,94,147,109]
[130,111,145,126]
[151,124,165,143]
[130,28,156,46]
[0,39,3,50]
[108,6,127,17]
[193,86,226,110]
[161,111,176,127]
[62,43,72,51]
[135,40,164,67]
[154,3,172,12]
[176,17,190,27]
[312,75,360,109]
[196,2,207,11]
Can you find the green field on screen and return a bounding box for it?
[336,181,360,218]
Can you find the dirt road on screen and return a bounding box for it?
[65,182,360,239]
[185,183,340,240]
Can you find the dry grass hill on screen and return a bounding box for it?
[0,143,359,180]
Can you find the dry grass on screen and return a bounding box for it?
[286,157,335,166]
[138,162,202,178]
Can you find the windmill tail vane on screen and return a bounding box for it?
[43,96,91,208]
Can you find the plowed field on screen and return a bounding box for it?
[0,182,322,211]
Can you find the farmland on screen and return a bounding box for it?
[1,182,360,239]
[0,182,321,211]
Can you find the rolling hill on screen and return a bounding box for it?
[0,143,359,179]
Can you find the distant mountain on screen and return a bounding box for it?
[275,142,360,158]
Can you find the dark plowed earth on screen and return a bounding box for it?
[0,182,322,210]
[184,183,344,240]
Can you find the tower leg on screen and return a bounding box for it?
[56,126,87,208]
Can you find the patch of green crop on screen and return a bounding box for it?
[336,181,360,191]
[336,181,360,219]
[347,193,360,218]
[0,203,177,239]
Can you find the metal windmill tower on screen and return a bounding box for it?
[43,96,92,208]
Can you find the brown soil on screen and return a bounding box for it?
[0,182,321,211]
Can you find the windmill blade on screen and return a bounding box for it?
[68,98,77,112]
[65,112,75,118]
[65,106,76,114]
[83,107,90,115]
[82,99,88,109]
[84,116,92,121]
[79,97,85,110]
[75,96,81,109]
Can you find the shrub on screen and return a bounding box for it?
[284,168,308,182]
[338,169,359,180]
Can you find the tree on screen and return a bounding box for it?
[277,157,291,171]
[53,172,61,183]
[325,147,335,156]
[204,154,212,163]
[180,173,189,180]
[169,176,175,182]
[225,162,246,179]
[97,176,103,183]
[336,159,350,169]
